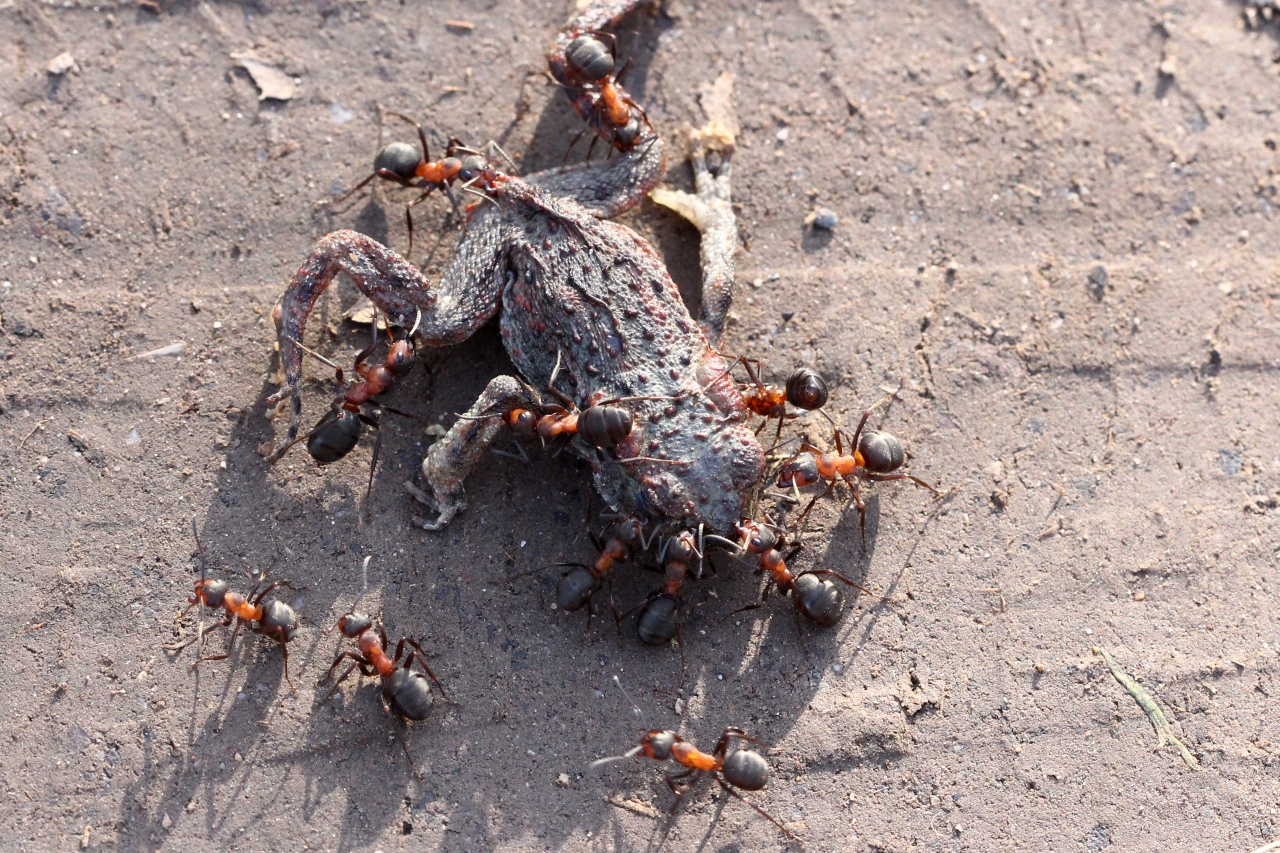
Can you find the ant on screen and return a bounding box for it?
[777,392,940,553]
[734,359,832,448]
[504,399,634,450]
[322,612,451,772]
[165,518,299,689]
[551,31,649,152]
[708,518,875,628]
[633,529,700,650]
[592,678,796,842]
[266,309,421,518]
[331,111,501,259]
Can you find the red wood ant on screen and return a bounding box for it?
[708,519,875,628]
[330,111,491,259]
[777,392,940,552]
[322,612,451,772]
[550,30,650,151]
[165,518,299,689]
[266,310,422,518]
[736,359,832,448]
[504,400,634,449]
[593,678,796,842]
[634,529,700,648]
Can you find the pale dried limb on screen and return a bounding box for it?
[1093,646,1200,770]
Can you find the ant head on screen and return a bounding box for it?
[385,339,415,375]
[373,141,423,181]
[195,578,228,609]
[456,154,494,186]
[735,519,778,555]
[613,116,642,148]
[565,34,615,82]
[665,531,696,565]
[777,453,820,488]
[337,612,373,637]
[612,516,644,549]
[858,430,904,474]
[640,730,677,761]
[785,368,828,411]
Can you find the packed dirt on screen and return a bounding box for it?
[3,1,1279,851]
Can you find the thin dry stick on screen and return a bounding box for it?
[1094,646,1200,770]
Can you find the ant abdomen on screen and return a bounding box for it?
[373,142,422,181]
[578,405,633,448]
[777,452,820,488]
[383,668,434,721]
[636,594,679,645]
[307,409,364,464]
[556,565,602,611]
[784,368,828,411]
[857,431,904,474]
[792,573,845,627]
[722,749,770,791]
[259,600,299,642]
[565,35,615,81]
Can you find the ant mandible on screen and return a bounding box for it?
[777,392,940,553]
[322,612,451,772]
[165,518,299,689]
[593,717,796,842]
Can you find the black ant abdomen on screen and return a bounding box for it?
[258,599,300,642]
[636,594,679,645]
[791,573,844,627]
[785,368,828,411]
[307,408,364,464]
[578,404,633,448]
[721,749,770,791]
[858,430,904,474]
[373,142,423,182]
[557,564,603,611]
[383,668,435,721]
[565,35,615,82]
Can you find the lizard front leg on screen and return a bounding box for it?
[266,215,510,462]
[404,375,535,531]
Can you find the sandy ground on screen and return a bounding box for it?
[2,0,1280,851]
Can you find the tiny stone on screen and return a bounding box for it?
[806,207,839,230]
[556,772,571,788]
[1133,591,1146,601]
[162,814,172,829]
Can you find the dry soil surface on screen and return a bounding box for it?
[2,1,1280,851]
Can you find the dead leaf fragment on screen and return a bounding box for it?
[231,51,296,101]
[697,72,739,140]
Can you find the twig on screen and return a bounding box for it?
[1093,646,1200,770]
[18,418,49,449]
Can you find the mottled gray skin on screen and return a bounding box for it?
[267,4,760,538]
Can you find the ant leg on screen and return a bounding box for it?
[849,390,899,452]
[362,414,384,524]
[278,640,296,692]
[323,651,373,688]
[402,188,435,260]
[163,616,229,652]
[286,335,346,380]
[401,643,454,703]
[864,471,941,495]
[803,569,873,597]
[791,485,829,533]
[665,767,697,794]
[250,580,297,606]
[714,777,798,842]
[196,616,242,667]
[390,715,422,779]
[843,478,869,556]
[712,727,759,757]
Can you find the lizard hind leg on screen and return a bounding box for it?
[648,76,739,348]
[406,375,535,531]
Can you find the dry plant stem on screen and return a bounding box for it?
[1094,646,1200,770]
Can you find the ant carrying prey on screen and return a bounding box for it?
[165,518,299,689]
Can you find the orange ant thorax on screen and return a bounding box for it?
[743,386,786,418]
[672,741,719,771]
[600,80,630,125]
[417,157,462,184]
[359,631,394,677]
[596,537,627,574]
[222,591,262,622]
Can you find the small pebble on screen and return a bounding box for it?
[806,208,839,230]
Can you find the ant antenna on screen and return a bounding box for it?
[408,307,422,338]
[612,674,648,729]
